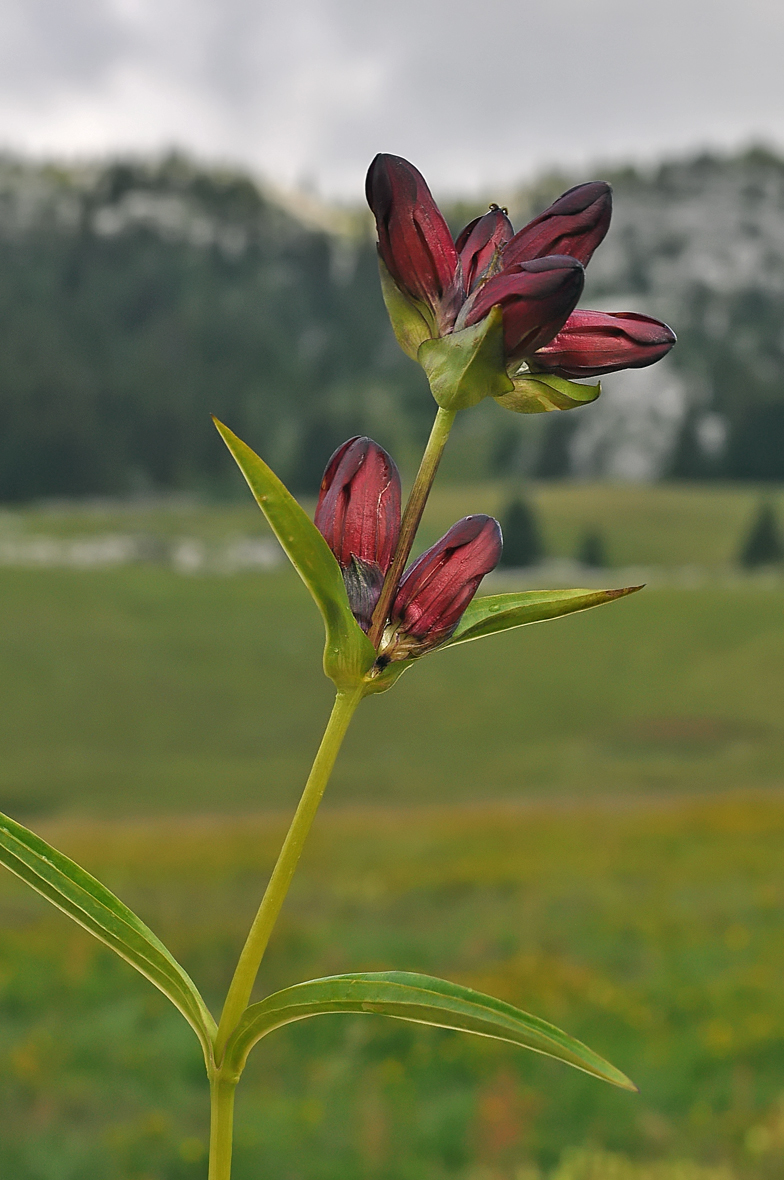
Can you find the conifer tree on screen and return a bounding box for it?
[739,502,784,567]
[498,498,545,568]
[577,529,608,568]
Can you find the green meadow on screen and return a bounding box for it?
[2,797,784,1179]
[0,482,783,1178]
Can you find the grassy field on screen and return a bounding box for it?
[0,484,782,1177]
[4,480,784,569]
[0,564,782,815]
[1,794,784,1178]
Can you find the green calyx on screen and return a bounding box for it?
[378,265,591,418]
[495,372,601,414]
[378,258,434,360]
[418,306,514,411]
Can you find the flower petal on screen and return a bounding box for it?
[503,182,612,268]
[366,154,460,327]
[534,310,677,378]
[464,256,584,358]
[456,205,514,293]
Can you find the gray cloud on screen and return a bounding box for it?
[0,0,131,96]
[0,0,783,196]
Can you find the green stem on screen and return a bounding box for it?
[213,687,363,1064]
[207,403,456,1173]
[367,406,456,649]
[208,1075,236,1180]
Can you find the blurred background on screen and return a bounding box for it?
[1,2,784,1177]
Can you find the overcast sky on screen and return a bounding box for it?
[2,0,784,199]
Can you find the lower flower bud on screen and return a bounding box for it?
[315,436,401,632]
[380,515,502,660]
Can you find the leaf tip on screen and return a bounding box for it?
[592,1057,637,1092]
[605,584,644,600]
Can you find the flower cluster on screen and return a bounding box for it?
[311,155,677,664]
[315,436,501,658]
[366,154,675,391]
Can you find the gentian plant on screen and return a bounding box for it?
[0,154,675,1177]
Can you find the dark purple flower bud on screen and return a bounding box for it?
[464,255,584,360]
[533,310,677,378]
[389,515,502,655]
[315,436,401,631]
[366,154,460,328]
[502,182,612,269]
[455,205,514,294]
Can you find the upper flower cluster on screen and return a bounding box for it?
[366,154,675,387]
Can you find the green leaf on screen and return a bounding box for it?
[419,306,514,411]
[214,419,375,690]
[359,587,642,690]
[222,971,635,1090]
[0,812,216,1064]
[495,373,601,414]
[446,586,643,647]
[378,258,434,360]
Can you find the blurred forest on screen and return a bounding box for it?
[3,146,784,499]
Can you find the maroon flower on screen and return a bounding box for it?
[366,154,674,381]
[315,439,502,654]
[387,515,503,657]
[533,311,677,378]
[366,154,604,350]
[315,437,401,631]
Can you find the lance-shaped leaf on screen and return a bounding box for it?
[214,419,375,690]
[495,373,601,414]
[446,586,642,648]
[0,812,216,1064]
[222,971,635,1091]
[419,306,514,411]
[362,587,641,694]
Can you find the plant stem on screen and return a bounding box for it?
[208,1075,236,1180]
[208,403,456,1173]
[367,406,456,649]
[213,687,363,1064]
